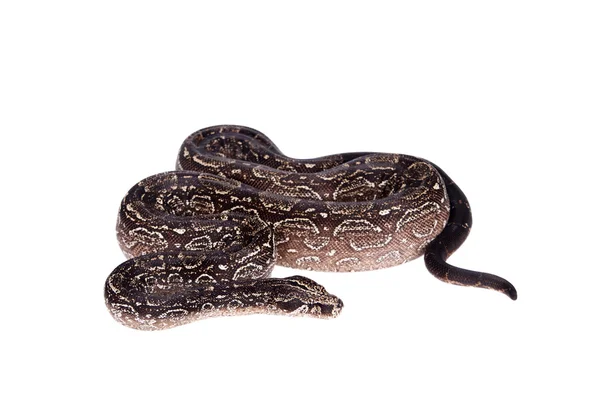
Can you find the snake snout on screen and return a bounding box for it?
[332,297,344,317]
[318,296,344,318]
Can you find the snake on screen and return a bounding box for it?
[105,125,517,330]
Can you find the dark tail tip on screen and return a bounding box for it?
[425,164,518,301]
[424,250,518,300]
[506,284,518,301]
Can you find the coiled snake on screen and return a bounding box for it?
[105,125,517,330]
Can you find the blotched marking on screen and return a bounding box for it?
[333,219,382,236]
[233,263,266,280]
[227,299,243,310]
[412,219,439,238]
[184,235,213,251]
[128,227,168,250]
[303,236,330,251]
[335,257,360,267]
[259,193,298,211]
[396,202,441,231]
[403,161,433,180]
[332,219,393,250]
[348,234,392,251]
[195,274,216,284]
[333,176,375,201]
[376,251,405,265]
[273,218,319,235]
[167,273,183,284]
[158,309,188,319]
[296,256,321,267]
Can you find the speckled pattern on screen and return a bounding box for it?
[105,125,516,330]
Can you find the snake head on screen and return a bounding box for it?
[271,276,344,319]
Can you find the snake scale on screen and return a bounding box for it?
[105,125,517,330]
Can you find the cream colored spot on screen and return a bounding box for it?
[195,274,216,284]
[296,256,321,267]
[233,263,265,280]
[158,309,188,319]
[184,236,212,251]
[376,250,405,265]
[227,299,243,310]
[336,257,360,267]
[303,236,330,251]
[167,273,183,284]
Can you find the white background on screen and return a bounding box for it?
[2,1,599,399]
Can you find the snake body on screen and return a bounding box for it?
[105,125,517,330]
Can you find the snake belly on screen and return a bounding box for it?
[105,125,517,330]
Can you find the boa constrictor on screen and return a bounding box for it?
[105,125,517,330]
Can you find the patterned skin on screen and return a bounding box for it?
[105,125,516,330]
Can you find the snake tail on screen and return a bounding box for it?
[424,166,518,300]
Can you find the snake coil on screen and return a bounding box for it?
[105,125,517,330]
